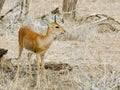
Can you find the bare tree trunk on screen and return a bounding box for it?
[0,0,5,14]
[62,0,78,20]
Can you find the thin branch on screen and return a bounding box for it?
[24,0,30,16]
[0,2,20,20]
[17,0,24,21]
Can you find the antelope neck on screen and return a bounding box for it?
[39,27,55,47]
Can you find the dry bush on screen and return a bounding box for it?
[56,14,120,41]
[0,0,120,90]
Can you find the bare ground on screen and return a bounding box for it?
[0,0,120,90]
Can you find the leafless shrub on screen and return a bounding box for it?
[0,1,120,90]
[97,23,119,33]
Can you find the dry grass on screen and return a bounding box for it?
[0,0,120,90]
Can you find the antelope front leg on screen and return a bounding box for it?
[40,53,46,82]
[36,53,41,73]
[40,54,45,68]
[36,53,41,85]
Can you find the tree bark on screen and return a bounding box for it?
[0,0,5,14]
[62,0,78,20]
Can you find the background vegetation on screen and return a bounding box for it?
[0,0,120,90]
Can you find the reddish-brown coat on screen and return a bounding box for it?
[18,26,45,53]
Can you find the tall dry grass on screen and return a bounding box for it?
[0,0,120,90]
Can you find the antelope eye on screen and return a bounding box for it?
[55,26,59,29]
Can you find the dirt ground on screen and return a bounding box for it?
[0,0,120,90]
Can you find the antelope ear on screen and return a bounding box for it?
[54,15,56,22]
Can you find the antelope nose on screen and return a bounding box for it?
[61,30,66,34]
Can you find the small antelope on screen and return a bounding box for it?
[17,16,65,78]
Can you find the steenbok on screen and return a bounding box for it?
[17,16,65,79]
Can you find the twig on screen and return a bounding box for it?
[17,0,24,21]
[0,2,20,20]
